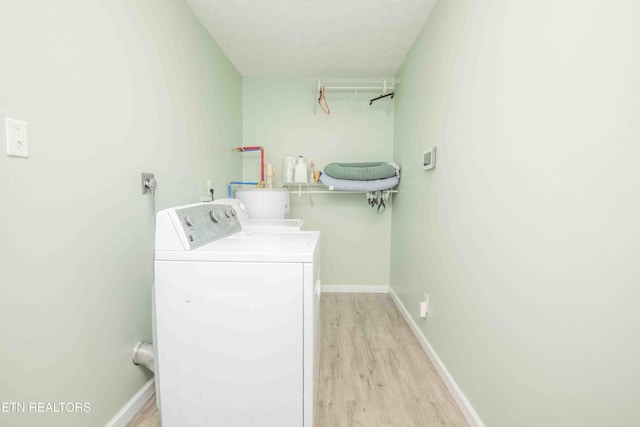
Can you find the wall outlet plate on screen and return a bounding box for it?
[141,172,156,194]
[420,301,428,318]
[420,292,430,318]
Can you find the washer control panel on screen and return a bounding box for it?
[174,204,241,249]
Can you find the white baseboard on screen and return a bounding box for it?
[321,284,389,294]
[388,288,485,427]
[105,378,155,427]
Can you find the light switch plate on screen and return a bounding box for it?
[6,118,29,158]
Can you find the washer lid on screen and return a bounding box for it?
[155,230,319,263]
[243,219,305,232]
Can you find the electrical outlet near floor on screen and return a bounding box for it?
[420,292,430,318]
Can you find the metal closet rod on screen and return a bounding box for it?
[322,86,391,90]
[312,78,399,92]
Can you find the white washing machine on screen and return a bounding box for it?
[213,198,304,232]
[154,203,321,427]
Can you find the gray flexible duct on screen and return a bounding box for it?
[132,342,155,373]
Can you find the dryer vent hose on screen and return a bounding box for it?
[132,342,154,373]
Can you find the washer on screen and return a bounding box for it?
[213,198,304,232]
[154,203,320,427]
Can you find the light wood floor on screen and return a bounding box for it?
[127,293,468,427]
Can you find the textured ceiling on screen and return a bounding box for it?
[184,0,438,77]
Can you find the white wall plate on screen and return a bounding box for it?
[423,146,436,170]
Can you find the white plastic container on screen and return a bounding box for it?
[265,163,275,188]
[308,160,315,182]
[294,156,308,184]
[283,156,296,185]
[235,188,291,219]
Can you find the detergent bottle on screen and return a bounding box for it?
[294,156,308,183]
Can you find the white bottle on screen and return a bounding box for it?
[283,156,296,184]
[308,160,315,183]
[294,156,308,183]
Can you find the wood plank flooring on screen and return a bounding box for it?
[127,293,468,427]
[125,395,160,427]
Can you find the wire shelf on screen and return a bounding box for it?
[311,78,399,94]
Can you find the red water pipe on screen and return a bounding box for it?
[260,148,264,183]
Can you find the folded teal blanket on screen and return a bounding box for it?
[324,162,398,181]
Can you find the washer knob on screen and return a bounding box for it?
[225,209,233,218]
[209,210,219,223]
[183,215,195,227]
[230,209,237,217]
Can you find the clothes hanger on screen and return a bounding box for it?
[318,86,331,114]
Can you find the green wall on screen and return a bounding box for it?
[242,78,394,286]
[391,1,640,426]
[0,1,242,425]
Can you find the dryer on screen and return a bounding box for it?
[213,197,304,232]
[154,203,320,427]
